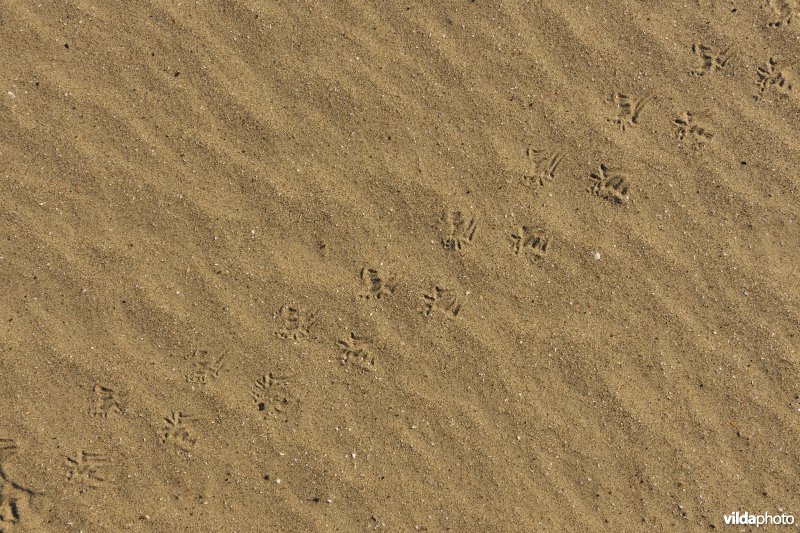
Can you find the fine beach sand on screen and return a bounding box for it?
[1,1,799,531]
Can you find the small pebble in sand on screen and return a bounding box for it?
[592,251,601,260]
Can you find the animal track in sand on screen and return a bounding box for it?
[161,411,197,451]
[0,442,39,528]
[0,440,17,463]
[274,305,316,341]
[673,112,714,148]
[589,164,631,204]
[511,227,551,260]
[607,92,653,131]
[90,384,126,418]
[440,211,477,251]
[185,350,226,385]
[0,467,37,528]
[757,58,793,97]
[691,43,732,76]
[523,148,562,187]
[421,286,463,318]
[766,0,795,27]
[66,450,107,491]
[250,372,290,415]
[359,267,397,300]
[336,333,375,371]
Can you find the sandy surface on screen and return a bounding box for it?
[1,1,799,531]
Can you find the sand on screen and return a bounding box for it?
[1,0,799,531]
